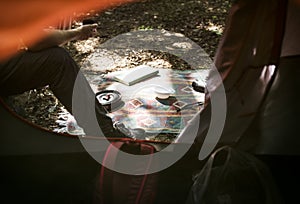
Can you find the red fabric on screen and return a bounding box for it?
[0,0,134,61]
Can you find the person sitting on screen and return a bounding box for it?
[0,23,126,137]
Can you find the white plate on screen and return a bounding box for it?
[154,86,175,99]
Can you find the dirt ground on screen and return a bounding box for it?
[4,0,232,134]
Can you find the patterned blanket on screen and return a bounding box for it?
[98,69,207,134]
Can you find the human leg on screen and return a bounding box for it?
[0,47,126,137]
[0,47,77,112]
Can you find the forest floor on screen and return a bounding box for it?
[4,0,232,135]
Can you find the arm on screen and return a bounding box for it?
[28,24,98,51]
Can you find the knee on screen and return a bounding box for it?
[48,47,72,63]
[46,47,79,72]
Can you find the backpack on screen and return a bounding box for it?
[186,146,283,204]
[93,140,158,204]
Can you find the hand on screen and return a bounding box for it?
[76,23,98,40]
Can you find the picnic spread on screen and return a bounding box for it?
[93,67,208,138]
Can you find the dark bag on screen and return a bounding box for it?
[94,140,158,204]
[186,146,283,204]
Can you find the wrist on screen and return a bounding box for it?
[68,28,81,41]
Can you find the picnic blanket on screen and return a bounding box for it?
[99,69,207,134]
